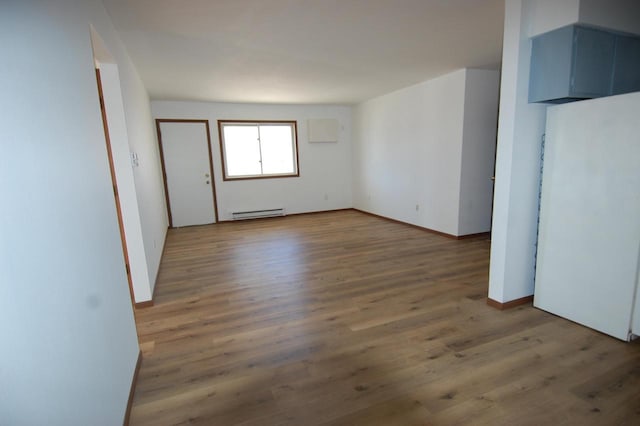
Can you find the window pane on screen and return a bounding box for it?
[219,121,298,180]
[259,125,295,175]
[223,125,261,176]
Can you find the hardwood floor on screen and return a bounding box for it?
[130,210,640,425]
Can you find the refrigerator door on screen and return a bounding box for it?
[534,92,640,341]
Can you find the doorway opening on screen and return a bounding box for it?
[91,26,154,308]
[95,69,135,304]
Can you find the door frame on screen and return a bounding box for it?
[96,68,135,304]
[155,119,219,227]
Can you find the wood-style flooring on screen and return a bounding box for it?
[130,210,640,425]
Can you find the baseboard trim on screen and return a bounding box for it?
[123,350,142,426]
[217,208,353,223]
[288,208,353,218]
[353,209,490,240]
[135,300,153,309]
[202,208,491,241]
[486,295,534,310]
[456,231,491,240]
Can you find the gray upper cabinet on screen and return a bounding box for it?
[612,36,640,95]
[571,27,615,98]
[529,26,575,103]
[529,25,640,104]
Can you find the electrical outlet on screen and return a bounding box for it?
[415,204,420,212]
[324,193,329,201]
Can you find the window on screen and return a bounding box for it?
[218,120,299,180]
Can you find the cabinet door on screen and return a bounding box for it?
[529,26,574,103]
[571,27,615,97]
[612,36,640,95]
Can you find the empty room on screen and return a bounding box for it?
[2,1,640,425]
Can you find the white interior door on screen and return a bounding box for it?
[159,121,217,227]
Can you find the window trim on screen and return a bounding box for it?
[217,120,300,181]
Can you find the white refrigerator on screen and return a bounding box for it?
[534,91,640,341]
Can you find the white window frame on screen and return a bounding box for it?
[218,120,300,181]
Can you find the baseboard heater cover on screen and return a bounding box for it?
[232,208,285,220]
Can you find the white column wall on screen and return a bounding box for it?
[98,63,153,302]
[352,68,500,237]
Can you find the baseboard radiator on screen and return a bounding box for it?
[231,208,285,220]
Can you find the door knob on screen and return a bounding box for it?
[205,173,210,177]
[205,180,210,184]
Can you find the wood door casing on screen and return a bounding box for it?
[95,68,135,305]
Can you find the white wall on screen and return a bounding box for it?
[528,0,580,36]
[458,70,501,235]
[488,0,549,303]
[0,1,142,424]
[151,101,353,220]
[352,70,466,235]
[526,0,640,38]
[489,0,640,304]
[352,68,499,237]
[579,0,640,35]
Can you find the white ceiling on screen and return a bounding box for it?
[102,0,505,105]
